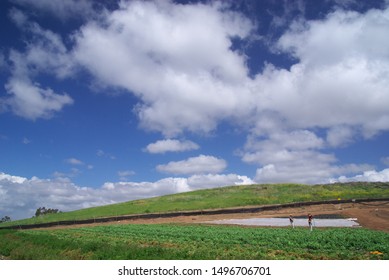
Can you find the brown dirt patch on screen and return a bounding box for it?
[47,201,389,233]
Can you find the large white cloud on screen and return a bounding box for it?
[73,0,255,136]
[258,6,389,136]
[0,171,253,220]
[242,6,389,183]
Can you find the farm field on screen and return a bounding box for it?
[1,182,389,227]
[0,224,388,260]
[1,182,388,260]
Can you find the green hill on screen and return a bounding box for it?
[2,182,389,227]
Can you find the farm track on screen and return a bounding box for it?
[2,198,388,232]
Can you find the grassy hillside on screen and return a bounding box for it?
[2,182,389,227]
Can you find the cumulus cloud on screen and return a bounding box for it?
[2,10,74,120]
[242,130,372,184]
[4,77,73,120]
[73,0,255,136]
[0,173,112,220]
[145,139,199,154]
[157,154,227,175]
[8,9,75,78]
[254,163,372,185]
[0,172,27,184]
[0,171,253,220]
[242,130,326,167]
[238,6,389,183]
[263,6,389,136]
[333,168,389,183]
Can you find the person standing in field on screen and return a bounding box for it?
[289,215,295,228]
[308,213,313,231]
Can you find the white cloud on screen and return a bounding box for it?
[254,162,372,185]
[263,7,389,135]
[242,130,372,184]
[0,171,254,220]
[8,9,75,79]
[187,174,254,190]
[333,168,389,182]
[0,172,27,184]
[239,6,389,183]
[157,154,227,175]
[0,173,111,220]
[2,11,74,120]
[4,77,73,120]
[145,139,199,154]
[242,130,325,165]
[73,0,255,136]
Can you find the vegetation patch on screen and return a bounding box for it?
[2,182,388,227]
[0,224,388,260]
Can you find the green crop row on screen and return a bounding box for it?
[0,224,388,260]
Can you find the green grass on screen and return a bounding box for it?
[0,224,388,260]
[2,182,389,227]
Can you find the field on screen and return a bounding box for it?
[0,182,388,260]
[2,182,389,227]
[0,224,388,260]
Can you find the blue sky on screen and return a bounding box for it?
[1,0,389,220]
